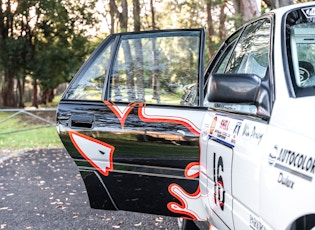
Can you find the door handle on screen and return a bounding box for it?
[71,115,94,128]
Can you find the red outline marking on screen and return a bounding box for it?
[69,131,115,176]
[103,101,200,135]
[138,106,200,135]
[103,101,142,128]
[167,162,203,220]
[167,183,201,220]
[184,162,200,178]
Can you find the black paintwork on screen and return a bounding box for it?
[57,100,202,218]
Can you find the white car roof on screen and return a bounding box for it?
[271,1,315,16]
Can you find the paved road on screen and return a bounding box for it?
[0,148,178,230]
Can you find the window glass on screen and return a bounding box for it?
[286,6,315,97]
[215,43,235,73]
[211,30,241,74]
[109,31,201,106]
[204,18,271,115]
[290,23,315,87]
[66,38,115,100]
[225,19,270,78]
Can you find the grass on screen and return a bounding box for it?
[0,87,184,151]
[0,97,64,151]
[0,126,63,150]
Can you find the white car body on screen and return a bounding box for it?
[199,3,315,230]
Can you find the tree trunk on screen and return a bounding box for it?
[0,0,15,108]
[0,0,6,39]
[205,0,215,57]
[48,89,54,102]
[151,38,160,103]
[150,0,156,30]
[41,88,54,104]
[133,0,141,31]
[32,78,38,108]
[150,0,159,103]
[219,1,227,41]
[234,0,260,21]
[120,0,128,32]
[41,90,48,105]
[110,0,128,32]
[109,0,134,102]
[16,78,25,108]
[122,41,135,102]
[1,73,15,107]
[264,0,293,8]
[109,0,116,33]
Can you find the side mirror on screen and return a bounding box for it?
[205,73,270,119]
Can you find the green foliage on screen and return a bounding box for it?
[33,0,99,91]
[0,0,99,107]
[1,0,309,108]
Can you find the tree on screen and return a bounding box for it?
[110,0,136,101]
[263,0,294,8]
[233,0,261,24]
[205,0,216,57]
[0,0,98,107]
[0,0,20,107]
[33,0,96,105]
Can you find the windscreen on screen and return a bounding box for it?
[286,6,315,96]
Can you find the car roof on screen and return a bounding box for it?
[270,1,315,16]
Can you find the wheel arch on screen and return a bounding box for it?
[288,214,315,230]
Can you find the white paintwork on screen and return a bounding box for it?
[199,2,315,229]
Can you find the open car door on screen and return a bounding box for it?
[56,29,207,220]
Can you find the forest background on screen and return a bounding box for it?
[0,0,311,108]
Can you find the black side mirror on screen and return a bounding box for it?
[205,73,270,119]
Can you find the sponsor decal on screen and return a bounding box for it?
[167,162,207,221]
[241,123,264,144]
[278,172,294,189]
[299,66,311,85]
[214,129,229,141]
[208,115,242,147]
[250,214,266,230]
[232,122,242,144]
[69,131,115,176]
[302,7,315,19]
[220,119,229,131]
[233,122,241,135]
[209,116,217,135]
[269,145,314,182]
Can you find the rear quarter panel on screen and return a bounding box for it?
[260,120,315,229]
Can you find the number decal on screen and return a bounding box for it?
[213,152,225,211]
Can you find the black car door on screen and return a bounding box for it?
[56,29,207,220]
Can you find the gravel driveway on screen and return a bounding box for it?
[0,148,178,230]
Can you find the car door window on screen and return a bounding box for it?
[215,41,236,73]
[65,37,115,100]
[109,31,201,106]
[204,18,271,115]
[225,19,270,79]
